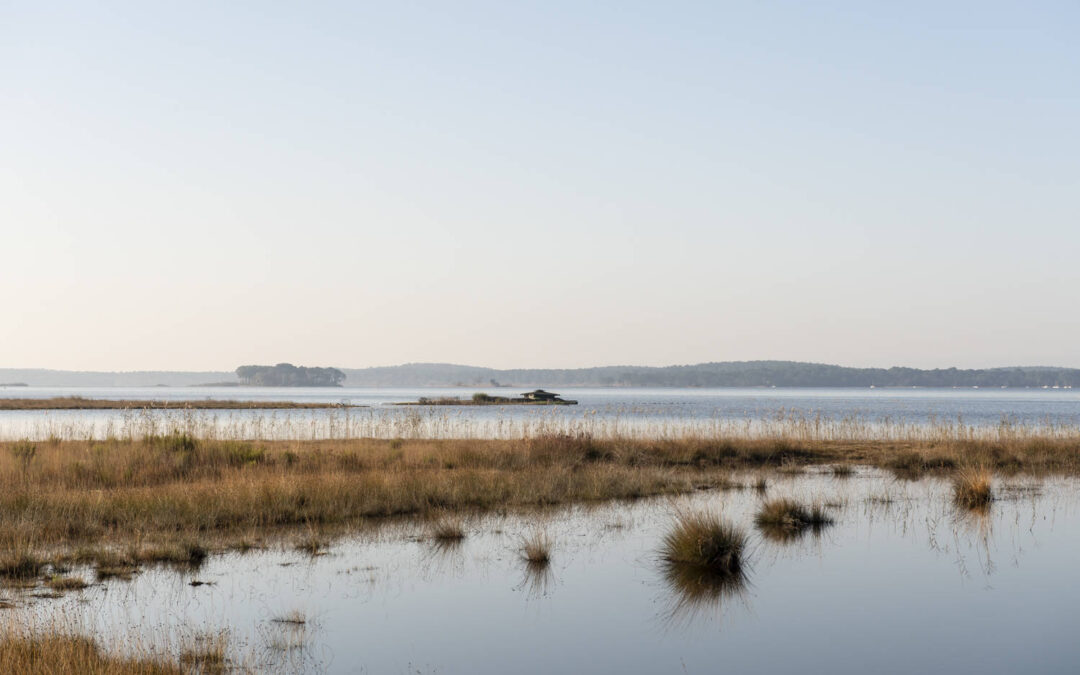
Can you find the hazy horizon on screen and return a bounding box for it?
[4,358,1080,375]
[4,2,1078,372]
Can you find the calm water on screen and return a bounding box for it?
[6,469,1077,674]
[2,386,1080,439]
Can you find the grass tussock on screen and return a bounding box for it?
[952,468,994,509]
[662,512,746,576]
[46,575,89,592]
[429,516,466,542]
[520,531,553,565]
[754,498,834,541]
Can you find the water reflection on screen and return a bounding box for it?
[515,560,555,600]
[658,558,750,630]
[6,470,1078,674]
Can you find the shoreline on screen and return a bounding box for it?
[0,397,362,411]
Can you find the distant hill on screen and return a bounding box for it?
[3,361,1080,388]
[340,361,1080,388]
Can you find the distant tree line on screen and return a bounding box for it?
[235,363,345,387]
[338,361,1080,387]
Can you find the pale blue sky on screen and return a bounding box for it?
[2,1,1078,370]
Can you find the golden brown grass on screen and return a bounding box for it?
[45,575,89,592]
[662,511,746,576]
[429,516,466,542]
[952,467,994,509]
[0,397,355,410]
[520,531,553,564]
[0,431,1074,572]
[0,632,184,674]
[754,498,834,541]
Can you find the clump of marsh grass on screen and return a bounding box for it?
[752,475,768,493]
[754,498,834,542]
[952,467,994,510]
[661,511,746,577]
[45,575,89,592]
[519,530,552,565]
[429,516,466,542]
[830,464,855,478]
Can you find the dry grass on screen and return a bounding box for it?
[0,397,353,410]
[754,498,834,541]
[46,575,89,592]
[520,531,553,564]
[0,632,184,674]
[952,467,994,509]
[662,511,746,576]
[178,632,229,674]
[0,431,1074,571]
[429,516,466,542]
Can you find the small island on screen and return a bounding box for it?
[396,389,578,406]
[236,363,345,387]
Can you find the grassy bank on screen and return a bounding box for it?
[0,632,185,675]
[0,397,357,410]
[0,431,1077,577]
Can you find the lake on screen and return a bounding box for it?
[5,468,1077,674]
[1,386,1079,440]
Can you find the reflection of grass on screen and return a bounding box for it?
[952,468,994,509]
[518,559,554,599]
[662,512,745,576]
[660,552,748,626]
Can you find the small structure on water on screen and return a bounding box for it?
[522,389,561,402]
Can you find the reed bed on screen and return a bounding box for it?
[5,406,1080,445]
[0,421,1076,577]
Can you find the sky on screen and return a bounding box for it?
[2,1,1079,371]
